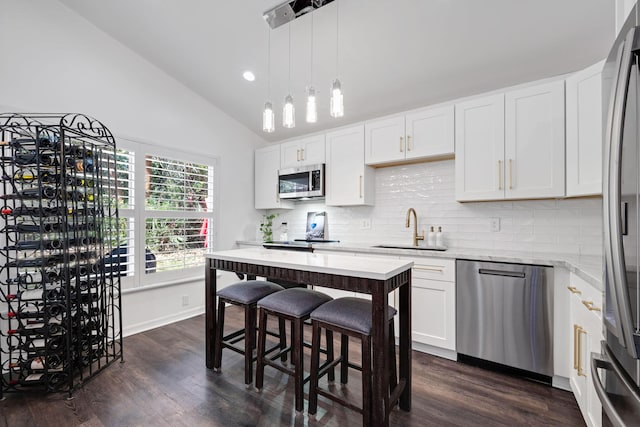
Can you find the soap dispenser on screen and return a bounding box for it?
[435,226,443,248]
[427,226,436,247]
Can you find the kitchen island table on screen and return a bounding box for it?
[205,248,413,427]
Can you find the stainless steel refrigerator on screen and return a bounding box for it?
[595,6,640,426]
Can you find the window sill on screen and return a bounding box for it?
[122,274,209,295]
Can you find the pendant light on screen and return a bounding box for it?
[283,22,295,128]
[330,0,344,118]
[262,28,275,133]
[305,11,317,123]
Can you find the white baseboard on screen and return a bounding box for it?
[552,375,571,391]
[123,306,205,337]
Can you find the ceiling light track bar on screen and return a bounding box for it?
[263,0,336,29]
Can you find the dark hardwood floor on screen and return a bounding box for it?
[1,308,584,426]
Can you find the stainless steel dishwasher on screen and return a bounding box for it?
[456,259,554,378]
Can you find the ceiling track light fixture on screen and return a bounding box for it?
[283,22,295,128]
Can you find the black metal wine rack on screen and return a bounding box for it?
[0,113,123,398]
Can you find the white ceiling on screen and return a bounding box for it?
[58,0,614,143]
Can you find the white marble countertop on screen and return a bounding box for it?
[206,247,414,280]
[236,241,603,290]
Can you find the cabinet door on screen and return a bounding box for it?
[280,139,303,169]
[566,61,603,197]
[325,125,374,206]
[570,292,588,416]
[412,277,456,350]
[299,134,326,165]
[585,309,603,427]
[364,116,406,165]
[254,145,292,210]
[505,81,565,199]
[405,105,454,160]
[455,94,505,201]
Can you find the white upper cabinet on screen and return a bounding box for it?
[325,125,375,206]
[455,81,565,201]
[364,116,406,165]
[566,61,604,197]
[254,145,293,210]
[280,134,326,169]
[505,80,565,199]
[405,105,455,160]
[455,94,505,201]
[364,105,455,166]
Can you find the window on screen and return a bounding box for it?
[114,140,215,290]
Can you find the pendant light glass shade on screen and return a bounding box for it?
[262,101,275,133]
[306,87,317,123]
[330,79,344,118]
[283,95,295,128]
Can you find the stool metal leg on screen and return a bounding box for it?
[255,308,268,391]
[308,320,322,416]
[214,298,226,371]
[279,318,287,363]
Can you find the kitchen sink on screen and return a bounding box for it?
[372,244,447,251]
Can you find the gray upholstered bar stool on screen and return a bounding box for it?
[214,280,286,385]
[308,297,398,426]
[255,287,333,413]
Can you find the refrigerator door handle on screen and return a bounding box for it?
[606,26,638,356]
[592,346,640,427]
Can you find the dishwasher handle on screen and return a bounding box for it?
[478,268,525,278]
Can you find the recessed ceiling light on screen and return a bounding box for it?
[243,71,255,82]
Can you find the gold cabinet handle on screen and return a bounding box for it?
[414,265,445,272]
[301,148,305,161]
[582,300,602,312]
[577,326,586,377]
[498,160,502,190]
[567,286,582,295]
[573,324,579,369]
[359,175,363,198]
[296,149,300,161]
[509,158,513,190]
[407,135,412,151]
[399,136,404,152]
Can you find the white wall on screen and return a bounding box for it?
[0,0,266,335]
[272,159,603,258]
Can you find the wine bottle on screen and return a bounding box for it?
[7,269,59,286]
[9,372,68,390]
[65,175,95,187]
[7,320,65,336]
[5,287,62,302]
[2,151,58,166]
[0,186,58,200]
[4,239,64,251]
[14,335,66,354]
[3,302,66,320]
[8,354,65,372]
[2,171,60,184]
[7,253,71,268]
[65,190,95,202]
[1,206,71,217]
[1,135,60,149]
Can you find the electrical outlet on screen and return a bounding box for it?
[490,217,501,232]
[361,218,372,229]
[182,295,189,307]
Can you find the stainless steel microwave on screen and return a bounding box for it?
[278,164,324,199]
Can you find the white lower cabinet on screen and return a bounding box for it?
[568,273,603,427]
[399,256,456,359]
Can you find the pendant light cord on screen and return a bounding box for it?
[336,0,339,77]
[310,11,314,85]
[288,22,292,94]
[267,29,271,100]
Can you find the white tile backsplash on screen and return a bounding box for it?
[269,160,603,258]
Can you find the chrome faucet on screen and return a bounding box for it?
[405,208,425,247]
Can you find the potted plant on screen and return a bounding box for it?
[260,213,279,242]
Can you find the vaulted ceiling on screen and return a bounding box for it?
[58,0,615,142]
